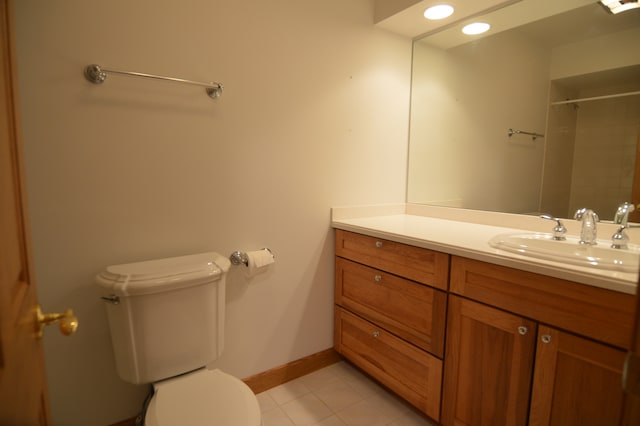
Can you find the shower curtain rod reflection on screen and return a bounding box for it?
[550,90,640,106]
[83,64,223,99]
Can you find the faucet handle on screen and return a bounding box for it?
[540,214,566,241]
[611,225,629,250]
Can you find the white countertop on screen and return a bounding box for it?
[331,204,638,295]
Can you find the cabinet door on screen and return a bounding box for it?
[442,296,536,426]
[529,326,626,426]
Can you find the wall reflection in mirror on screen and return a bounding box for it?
[407,1,640,222]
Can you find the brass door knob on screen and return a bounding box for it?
[35,305,78,338]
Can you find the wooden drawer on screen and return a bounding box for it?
[335,229,450,290]
[335,257,446,357]
[450,256,636,349]
[334,307,442,421]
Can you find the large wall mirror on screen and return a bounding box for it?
[407,0,640,221]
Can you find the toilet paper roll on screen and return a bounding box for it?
[245,249,274,277]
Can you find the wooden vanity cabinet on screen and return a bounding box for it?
[334,230,635,426]
[334,230,449,421]
[443,256,634,426]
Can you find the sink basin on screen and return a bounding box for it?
[489,233,640,272]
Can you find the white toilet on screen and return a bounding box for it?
[96,252,262,426]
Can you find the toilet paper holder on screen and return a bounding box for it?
[229,248,274,266]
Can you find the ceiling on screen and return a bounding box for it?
[374,0,522,39]
[374,0,601,43]
[517,1,640,47]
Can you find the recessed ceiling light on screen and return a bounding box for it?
[462,22,491,35]
[424,4,455,20]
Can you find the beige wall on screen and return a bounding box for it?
[14,1,412,424]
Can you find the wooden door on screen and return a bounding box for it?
[622,278,640,425]
[0,0,51,424]
[529,326,626,426]
[629,132,640,223]
[441,296,536,426]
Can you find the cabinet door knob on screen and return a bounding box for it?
[541,334,552,344]
[374,275,382,282]
[372,331,380,338]
[517,326,528,335]
[375,241,383,248]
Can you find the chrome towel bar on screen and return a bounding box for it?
[507,128,544,141]
[84,64,223,99]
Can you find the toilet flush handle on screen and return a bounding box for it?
[101,294,120,305]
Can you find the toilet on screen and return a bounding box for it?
[96,252,262,426]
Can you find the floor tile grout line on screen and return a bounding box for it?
[268,380,359,425]
[258,361,436,426]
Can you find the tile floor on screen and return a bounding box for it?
[256,361,438,426]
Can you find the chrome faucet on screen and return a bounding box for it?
[574,208,598,245]
[611,202,635,249]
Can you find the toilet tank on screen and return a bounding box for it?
[96,252,231,385]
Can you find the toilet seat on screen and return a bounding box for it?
[145,368,262,426]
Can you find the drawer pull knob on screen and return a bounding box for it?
[374,275,382,282]
[541,334,552,344]
[372,331,380,338]
[375,241,383,248]
[517,326,528,335]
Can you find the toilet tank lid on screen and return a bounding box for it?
[96,252,231,296]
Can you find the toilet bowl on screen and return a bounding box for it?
[96,252,262,426]
[145,368,261,426]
